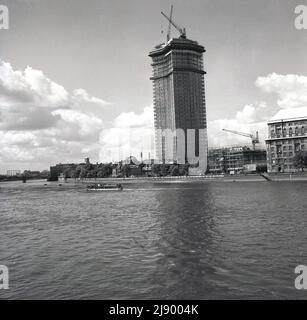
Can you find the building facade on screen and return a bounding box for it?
[208,146,267,174]
[266,108,307,173]
[49,163,77,180]
[6,170,21,176]
[149,37,207,171]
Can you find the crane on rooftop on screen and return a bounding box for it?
[161,6,186,40]
[166,5,173,42]
[222,129,260,150]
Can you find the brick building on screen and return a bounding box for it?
[266,107,307,173]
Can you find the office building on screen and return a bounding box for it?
[149,32,207,171]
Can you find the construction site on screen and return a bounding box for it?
[208,129,267,174]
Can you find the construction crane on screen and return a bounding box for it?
[222,129,260,150]
[161,7,186,39]
[166,5,173,42]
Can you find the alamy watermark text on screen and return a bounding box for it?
[0,5,9,30]
[295,5,307,29]
[0,265,9,290]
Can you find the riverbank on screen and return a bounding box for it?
[67,172,307,184]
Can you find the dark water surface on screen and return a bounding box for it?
[1,180,307,299]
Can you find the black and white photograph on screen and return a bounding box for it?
[1,0,307,307]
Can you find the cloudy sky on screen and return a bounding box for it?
[1,0,307,172]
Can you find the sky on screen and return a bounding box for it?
[1,0,307,172]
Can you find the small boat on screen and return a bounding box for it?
[87,183,123,191]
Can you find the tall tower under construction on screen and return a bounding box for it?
[149,8,208,170]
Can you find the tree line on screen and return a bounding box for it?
[61,162,191,179]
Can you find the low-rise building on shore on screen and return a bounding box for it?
[6,170,21,177]
[266,107,307,173]
[49,163,78,181]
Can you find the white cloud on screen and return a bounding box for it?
[99,107,155,162]
[72,88,110,106]
[0,131,37,146]
[256,73,307,109]
[113,106,153,128]
[0,59,109,171]
[236,102,268,124]
[0,105,61,131]
[51,109,103,142]
[0,61,68,107]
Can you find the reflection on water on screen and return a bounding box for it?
[0,180,307,299]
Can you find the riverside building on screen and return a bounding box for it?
[266,107,307,173]
[149,24,208,172]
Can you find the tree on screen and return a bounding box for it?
[170,165,179,176]
[71,170,78,180]
[121,164,131,177]
[293,151,307,171]
[152,164,161,176]
[97,170,106,178]
[179,164,189,176]
[161,165,169,176]
[63,168,71,179]
[86,171,95,179]
[85,163,94,172]
[75,165,83,178]
[97,164,111,178]
[79,167,87,180]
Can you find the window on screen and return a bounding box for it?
[276,127,281,137]
[295,127,299,136]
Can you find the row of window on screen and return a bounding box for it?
[270,126,306,138]
[270,145,305,158]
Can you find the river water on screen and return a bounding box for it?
[0,180,307,299]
